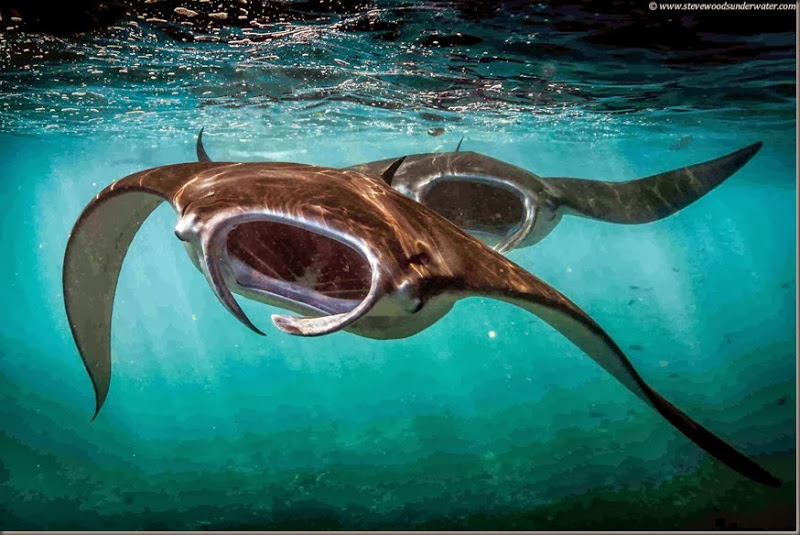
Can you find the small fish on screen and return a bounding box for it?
[630,344,644,351]
[627,299,636,306]
[723,333,733,344]
[427,127,446,137]
[669,135,693,151]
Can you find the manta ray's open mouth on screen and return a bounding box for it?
[226,221,372,314]
[421,179,526,239]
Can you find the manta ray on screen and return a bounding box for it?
[197,130,761,252]
[63,160,779,487]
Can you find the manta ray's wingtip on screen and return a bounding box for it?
[82,354,110,421]
[737,457,781,487]
[718,141,763,173]
[745,140,763,157]
[87,373,108,421]
[716,140,763,177]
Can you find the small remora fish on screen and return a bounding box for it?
[64,159,779,487]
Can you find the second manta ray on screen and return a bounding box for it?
[64,161,779,487]
[197,130,761,252]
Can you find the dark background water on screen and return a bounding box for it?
[1,0,796,134]
[0,0,796,531]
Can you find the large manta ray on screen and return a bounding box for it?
[64,160,779,487]
[197,130,761,252]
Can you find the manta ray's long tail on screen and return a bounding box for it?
[545,142,762,223]
[463,254,780,487]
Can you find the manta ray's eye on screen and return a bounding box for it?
[421,179,526,239]
[225,221,372,314]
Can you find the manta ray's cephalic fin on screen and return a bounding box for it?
[199,224,265,336]
[461,256,780,487]
[196,127,211,162]
[544,142,762,223]
[63,163,236,419]
[271,278,383,336]
[493,194,536,254]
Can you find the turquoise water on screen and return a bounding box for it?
[0,3,796,530]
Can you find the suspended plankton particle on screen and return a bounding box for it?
[174,7,198,17]
[488,330,497,339]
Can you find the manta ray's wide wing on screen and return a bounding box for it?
[455,254,780,487]
[544,142,762,223]
[63,162,232,418]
